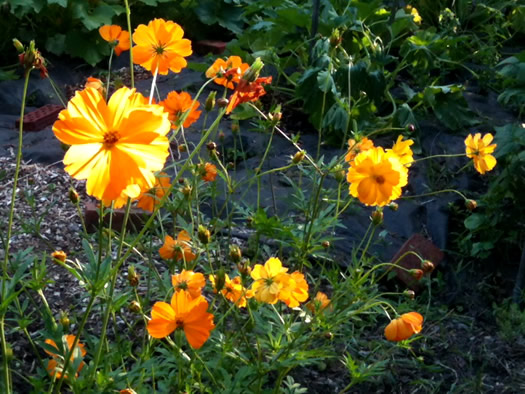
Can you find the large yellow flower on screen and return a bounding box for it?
[346,147,408,206]
[53,87,171,205]
[250,257,289,304]
[389,135,414,167]
[133,19,192,75]
[465,133,497,174]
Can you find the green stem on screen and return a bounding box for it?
[106,48,114,101]
[1,69,31,393]
[124,0,134,89]
[402,188,468,201]
[409,152,465,165]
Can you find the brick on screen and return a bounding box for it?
[15,104,63,132]
[194,40,228,55]
[84,201,152,233]
[390,233,444,291]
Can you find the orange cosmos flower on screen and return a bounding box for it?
[172,270,206,299]
[279,271,309,308]
[226,76,272,114]
[147,290,215,349]
[199,162,217,182]
[206,56,250,89]
[307,291,331,314]
[209,274,253,308]
[346,147,408,206]
[250,257,289,304]
[465,133,497,174]
[84,77,105,96]
[159,230,196,262]
[384,312,424,342]
[99,25,130,56]
[132,18,192,75]
[136,172,171,212]
[51,250,67,263]
[44,335,87,379]
[160,91,201,128]
[388,135,414,167]
[53,87,171,207]
[344,137,374,164]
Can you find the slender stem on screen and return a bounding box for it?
[402,188,468,201]
[106,48,114,101]
[317,91,326,160]
[409,153,465,165]
[1,69,31,394]
[124,0,134,89]
[149,67,158,104]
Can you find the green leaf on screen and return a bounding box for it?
[65,31,108,65]
[194,0,244,34]
[72,2,119,31]
[393,103,417,128]
[494,123,525,158]
[464,213,485,230]
[48,0,67,7]
[317,70,335,93]
[45,34,66,56]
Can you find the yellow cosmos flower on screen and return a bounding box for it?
[136,172,171,212]
[250,257,289,304]
[209,274,253,308]
[160,91,202,128]
[159,230,196,262]
[384,312,423,342]
[345,137,374,164]
[465,133,497,174]
[205,56,250,89]
[133,18,192,75]
[346,147,408,206]
[307,291,331,314]
[388,135,414,167]
[171,270,206,299]
[53,87,171,206]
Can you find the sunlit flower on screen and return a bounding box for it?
[206,56,250,89]
[172,270,206,299]
[84,77,105,96]
[279,271,309,308]
[44,335,86,379]
[147,290,215,349]
[250,257,289,304]
[226,76,272,114]
[51,250,67,263]
[384,312,424,342]
[99,25,130,56]
[160,91,202,128]
[210,274,253,308]
[346,147,408,206]
[344,137,374,164]
[388,135,414,167]
[307,291,331,314]
[132,18,192,75]
[465,133,497,174]
[136,172,171,212]
[53,87,171,207]
[159,230,196,262]
[405,5,422,24]
[200,162,217,182]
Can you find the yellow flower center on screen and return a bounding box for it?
[103,131,120,148]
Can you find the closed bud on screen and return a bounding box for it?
[237,261,252,277]
[231,121,240,134]
[465,199,477,211]
[5,345,13,362]
[51,250,67,263]
[322,241,330,249]
[198,225,211,244]
[324,332,334,340]
[178,178,185,184]
[371,209,383,226]
[219,131,225,141]
[292,150,305,164]
[217,97,229,108]
[120,389,138,394]
[128,265,139,287]
[410,269,424,281]
[59,311,70,330]
[229,245,242,263]
[404,289,416,299]
[68,187,79,204]
[13,38,24,53]
[335,169,345,182]
[214,268,226,293]
[359,91,367,98]
[330,29,343,47]
[129,300,141,313]
[227,162,235,170]
[421,260,435,273]
[206,141,217,151]
[205,91,216,112]
[181,185,192,197]
[178,144,187,152]
[407,124,416,133]
[243,57,264,82]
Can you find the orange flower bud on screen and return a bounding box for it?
[292,150,305,164]
[465,199,477,211]
[371,209,383,226]
[410,269,424,280]
[51,251,67,263]
[129,300,141,313]
[421,260,435,273]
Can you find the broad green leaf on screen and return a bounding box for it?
[45,34,66,56]
[48,0,67,7]
[317,70,335,93]
[464,213,485,230]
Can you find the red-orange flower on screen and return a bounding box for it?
[51,250,67,263]
[209,274,253,308]
[306,291,331,314]
[160,91,201,128]
[52,87,171,207]
[44,335,87,379]
[384,312,424,342]
[278,271,309,308]
[200,163,217,182]
[132,19,192,75]
[84,77,105,96]
[226,76,272,114]
[206,56,250,89]
[99,25,130,56]
[136,172,171,212]
[159,230,196,262]
[172,270,206,299]
[344,137,374,164]
[147,290,215,349]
